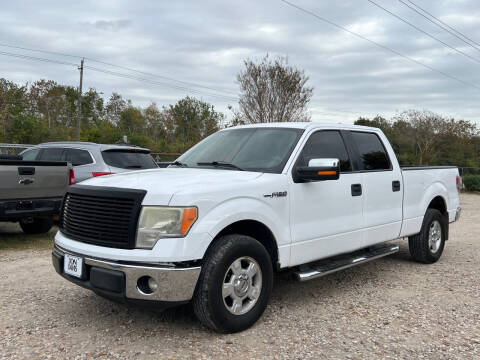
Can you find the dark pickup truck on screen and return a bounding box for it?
[0,158,73,234]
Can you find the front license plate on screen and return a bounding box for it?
[64,253,83,278]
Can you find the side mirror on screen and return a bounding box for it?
[294,158,340,183]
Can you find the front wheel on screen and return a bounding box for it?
[192,234,273,333]
[408,208,446,263]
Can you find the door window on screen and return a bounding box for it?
[297,131,352,172]
[351,132,391,171]
[38,148,65,161]
[66,149,93,166]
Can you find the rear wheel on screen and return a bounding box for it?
[408,209,446,263]
[193,234,273,333]
[19,217,53,234]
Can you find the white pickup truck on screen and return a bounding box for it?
[52,123,461,333]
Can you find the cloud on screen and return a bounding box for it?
[0,0,478,123]
[81,19,132,31]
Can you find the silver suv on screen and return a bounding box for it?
[20,142,158,183]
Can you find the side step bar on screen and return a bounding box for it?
[293,244,400,282]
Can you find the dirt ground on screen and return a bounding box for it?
[1,193,479,359]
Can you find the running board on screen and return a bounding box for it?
[293,244,399,282]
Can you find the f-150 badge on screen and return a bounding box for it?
[264,191,287,198]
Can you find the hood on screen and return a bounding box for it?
[78,167,263,205]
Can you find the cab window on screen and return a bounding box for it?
[296,131,352,172]
[350,132,391,171]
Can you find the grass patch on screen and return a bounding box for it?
[0,224,56,251]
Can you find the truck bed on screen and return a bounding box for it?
[400,165,460,238]
[0,160,71,221]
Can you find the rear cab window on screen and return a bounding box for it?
[101,149,158,170]
[350,132,391,171]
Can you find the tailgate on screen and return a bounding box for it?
[0,161,70,200]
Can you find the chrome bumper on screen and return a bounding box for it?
[455,206,462,221]
[53,245,201,302]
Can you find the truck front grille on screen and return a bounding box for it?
[60,185,146,249]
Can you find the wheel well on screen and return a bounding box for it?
[427,196,449,239]
[213,220,279,270]
[427,196,447,216]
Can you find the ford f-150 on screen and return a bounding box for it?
[52,122,461,333]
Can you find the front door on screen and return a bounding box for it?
[289,130,364,266]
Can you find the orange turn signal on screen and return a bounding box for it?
[180,207,198,235]
[317,170,337,175]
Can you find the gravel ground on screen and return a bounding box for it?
[1,193,479,359]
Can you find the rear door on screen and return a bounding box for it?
[348,131,403,246]
[289,130,364,266]
[65,148,95,182]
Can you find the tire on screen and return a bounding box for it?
[19,217,53,234]
[193,234,273,333]
[408,208,446,264]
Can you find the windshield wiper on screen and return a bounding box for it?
[126,165,142,169]
[197,161,245,171]
[170,160,188,167]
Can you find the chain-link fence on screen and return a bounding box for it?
[459,167,480,177]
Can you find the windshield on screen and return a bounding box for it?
[102,150,158,169]
[175,128,304,173]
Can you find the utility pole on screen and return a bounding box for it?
[76,58,84,141]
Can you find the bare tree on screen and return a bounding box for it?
[235,55,313,123]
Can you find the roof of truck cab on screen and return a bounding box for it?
[227,122,381,132]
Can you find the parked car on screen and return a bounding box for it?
[0,158,73,234]
[51,123,461,333]
[21,142,158,183]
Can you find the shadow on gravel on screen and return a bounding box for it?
[0,223,56,250]
[75,241,415,333]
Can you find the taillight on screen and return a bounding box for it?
[456,175,461,192]
[69,168,75,185]
[92,172,113,177]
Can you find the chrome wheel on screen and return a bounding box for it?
[428,220,442,253]
[222,256,262,315]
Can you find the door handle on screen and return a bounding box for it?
[392,180,401,192]
[351,183,362,197]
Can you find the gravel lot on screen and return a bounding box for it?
[1,193,479,359]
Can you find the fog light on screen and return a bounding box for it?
[137,276,158,295]
[148,277,158,292]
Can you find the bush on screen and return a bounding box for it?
[463,174,480,192]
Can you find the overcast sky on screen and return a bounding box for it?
[1,0,479,123]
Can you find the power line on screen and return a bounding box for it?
[398,0,480,53]
[84,65,238,102]
[405,0,480,49]
[0,49,238,102]
[278,0,480,91]
[0,50,77,67]
[366,0,480,65]
[0,42,237,96]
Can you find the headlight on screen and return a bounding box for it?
[136,207,198,249]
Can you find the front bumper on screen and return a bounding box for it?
[52,245,201,304]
